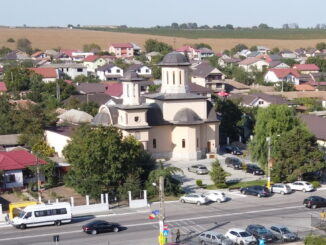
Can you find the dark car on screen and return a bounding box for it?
[246,224,276,243]
[225,157,243,169]
[246,164,264,175]
[224,145,242,155]
[82,220,122,235]
[303,196,326,209]
[240,185,271,198]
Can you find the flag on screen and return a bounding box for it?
[149,214,156,219]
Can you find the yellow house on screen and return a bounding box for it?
[83,55,107,73]
[93,52,220,160]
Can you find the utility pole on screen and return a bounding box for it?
[266,137,271,189]
[35,154,41,203]
[158,176,166,245]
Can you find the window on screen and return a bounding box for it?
[108,69,111,73]
[206,234,211,239]
[166,71,169,84]
[196,138,199,148]
[116,69,120,73]
[146,69,149,73]
[179,71,182,84]
[182,139,186,148]
[258,100,264,105]
[5,174,16,183]
[77,68,83,72]
[153,139,156,149]
[134,116,139,122]
[173,71,175,84]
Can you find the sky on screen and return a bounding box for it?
[0,0,325,28]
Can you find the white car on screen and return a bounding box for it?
[288,181,314,192]
[225,228,257,245]
[271,183,292,195]
[180,193,208,205]
[204,191,227,203]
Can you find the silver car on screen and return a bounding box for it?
[270,225,299,242]
[271,183,292,195]
[199,231,235,245]
[188,164,209,175]
[180,193,208,205]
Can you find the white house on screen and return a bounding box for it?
[97,64,123,81]
[264,68,301,85]
[45,127,75,158]
[29,67,59,83]
[42,63,87,79]
[239,58,269,72]
[126,64,152,77]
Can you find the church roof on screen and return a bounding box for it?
[159,52,190,66]
[146,104,170,126]
[92,112,111,126]
[120,70,143,82]
[145,93,206,101]
[173,108,203,125]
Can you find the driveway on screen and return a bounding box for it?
[166,153,264,192]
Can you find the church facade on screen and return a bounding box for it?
[93,52,220,160]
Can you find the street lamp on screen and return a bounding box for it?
[32,152,42,203]
[266,137,271,189]
[153,176,166,245]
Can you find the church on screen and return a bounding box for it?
[93,52,220,160]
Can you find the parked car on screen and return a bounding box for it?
[82,220,122,235]
[271,183,292,195]
[240,186,271,198]
[225,228,257,245]
[270,225,298,242]
[204,191,227,203]
[180,193,208,205]
[188,164,209,175]
[225,157,243,169]
[199,231,235,245]
[246,164,264,175]
[288,181,314,192]
[246,224,276,243]
[303,196,326,209]
[224,145,242,155]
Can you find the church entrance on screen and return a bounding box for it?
[207,141,211,153]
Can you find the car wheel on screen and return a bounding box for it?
[197,201,201,206]
[201,241,206,245]
[113,227,119,233]
[55,220,61,226]
[258,193,262,198]
[181,199,185,203]
[281,191,285,195]
[20,224,26,230]
[91,229,97,235]
[303,188,306,192]
[312,204,317,209]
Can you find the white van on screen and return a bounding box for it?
[11,202,72,229]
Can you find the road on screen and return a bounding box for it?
[0,188,325,245]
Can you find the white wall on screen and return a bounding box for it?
[3,170,23,188]
[45,130,71,158]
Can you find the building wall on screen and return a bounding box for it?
[45,130,71,158]
[125,110,148,127]
[191,76,206,87]
[121,129,149,150]
[264,71,279,83]
[161,66,189,94]
[3,170,23,188]
[161,100,207,121]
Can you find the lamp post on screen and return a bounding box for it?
[266,137,271,189]
[158,176,166,245]
[33,152,42,203]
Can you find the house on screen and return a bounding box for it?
[305,48,320,57]
[223,79,250,93]
[228,93,289,108]
[191,61,225,91]
[1,50,30,61]
[93,52,220,160]
[218,57,241,68]
[71,51,94,62]
[264,68,301,85]
[108,43,134,58]
[102,82,123,98]
[198,48,215,59]
[238,58,269,72]
[57,109,93,125]
[261,54,282,63]
[176,46,200,60]
[126,64,152,78]
[268,60,290,69]
[257,46,270,54]
[0,81,7,95]
[31,51,48,60]
[41,63,87,79]
[300,114,326,152]
[76,82,106,94]
[280,50,297,59]
[130,42,142,56]
[238,49,252,57]
[247,51,261,58]
[29,67,58,83]
[293,64,320,74]
[97,64,123,81]
[83,55,107,73]
[0,150,47,189]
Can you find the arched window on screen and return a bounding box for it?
[179,70,182,85]
[134,116,139,122]
[182,139,186,148]
[173,71,175,84]
[153,139,157,149]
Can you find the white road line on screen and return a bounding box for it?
[0,230,82,241]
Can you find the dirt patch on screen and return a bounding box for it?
[0,28,325,52]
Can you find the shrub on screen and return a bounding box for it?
[304,235,326,245]
[216,183,228,189]
[311,181,321,189]
[7,38,15,43]
[196,179,203,187]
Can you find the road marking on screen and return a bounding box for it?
[0,230,82,241]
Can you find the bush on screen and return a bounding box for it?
[311,181,321,189]
[210,160,227,186]
[196,179,203,187]
[7,38,15,43]
[304,235,326,245]
[216,183,228,189]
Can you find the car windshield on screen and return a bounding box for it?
[240,232,251,237]
[199,166,207,169]
[257,228,268,234]
[280,227,291,234]
[18,211,26,218]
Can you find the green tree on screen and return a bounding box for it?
[0,95,15,134]
[293,97,323,112]
[281,58,297,67]
[144,39,173,55]
[249,105,300,168]
[114,58,130,70]
[80,101,99,116]
[63,125,154,198]
[270,47,280,54]
[16,38,32,54]
[83,43,101,52]
[73,74,100,83]
[306,56,326,72]
[232,67,254,85]
[32,141,55,157]
[271,126,325,182]
[194,43,212,50]
[4,67,31,91]
[0,46,12,56]
[305,235,326,245]
[231,44,248,54]
[274,81,295,92]
[210,160,227,188]
[316,42,326,51]
[250,46,258,51]
[117,173,142,199]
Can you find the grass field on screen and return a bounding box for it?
[1,27,326,53]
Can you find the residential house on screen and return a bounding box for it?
[1,50,30,61]
[102,82,123,98]
[191,61,225,91]
[239,57,269,72]
[305,48,320,57]
[293,64,320,74]
[198,48,215,59]
[29,67,58,83]
[261,54,282,63]
[97,64,123,81]
[41,63,87,79]
[0,150,46,189]
[176,46,200,60]
[257,46,270,54]
[126,64,152,78]
[0,134,22,152]
[31,51,48,60]
[130,42,142,56]
[280,50,297,59]
[108,43,134,58]
[229,93,289,108]
[264,68,301,85]
[71,51,94,62]
[238,49,252,58]
[295,84,316,92]
[0,81,7,95]
[76,82,106,94]
[63,93,113,107]
[247,51,261,58]
[83,55,107,73]
[268,60,290,69]
[223,79,250,93]
[218,57,241,68]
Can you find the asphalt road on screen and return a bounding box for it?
[1,188,325,245]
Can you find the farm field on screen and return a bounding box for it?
[1,27,326,52]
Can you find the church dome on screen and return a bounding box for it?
[173,108,203,124]
[159,52,190,66]
[91,112,111,126]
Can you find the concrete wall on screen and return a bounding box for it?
[45,130,71,158]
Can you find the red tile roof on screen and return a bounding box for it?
[60,49,79,57]
[0,82,7,92]
[269,68,301,78]
[175,46,197,52]
[293,64,320,71]
[0,150,47,171]
[84,55,99,62]
[110,43,133,48]
[295,84,315,91]
[102,82,123,97]
[29,68,57,78]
